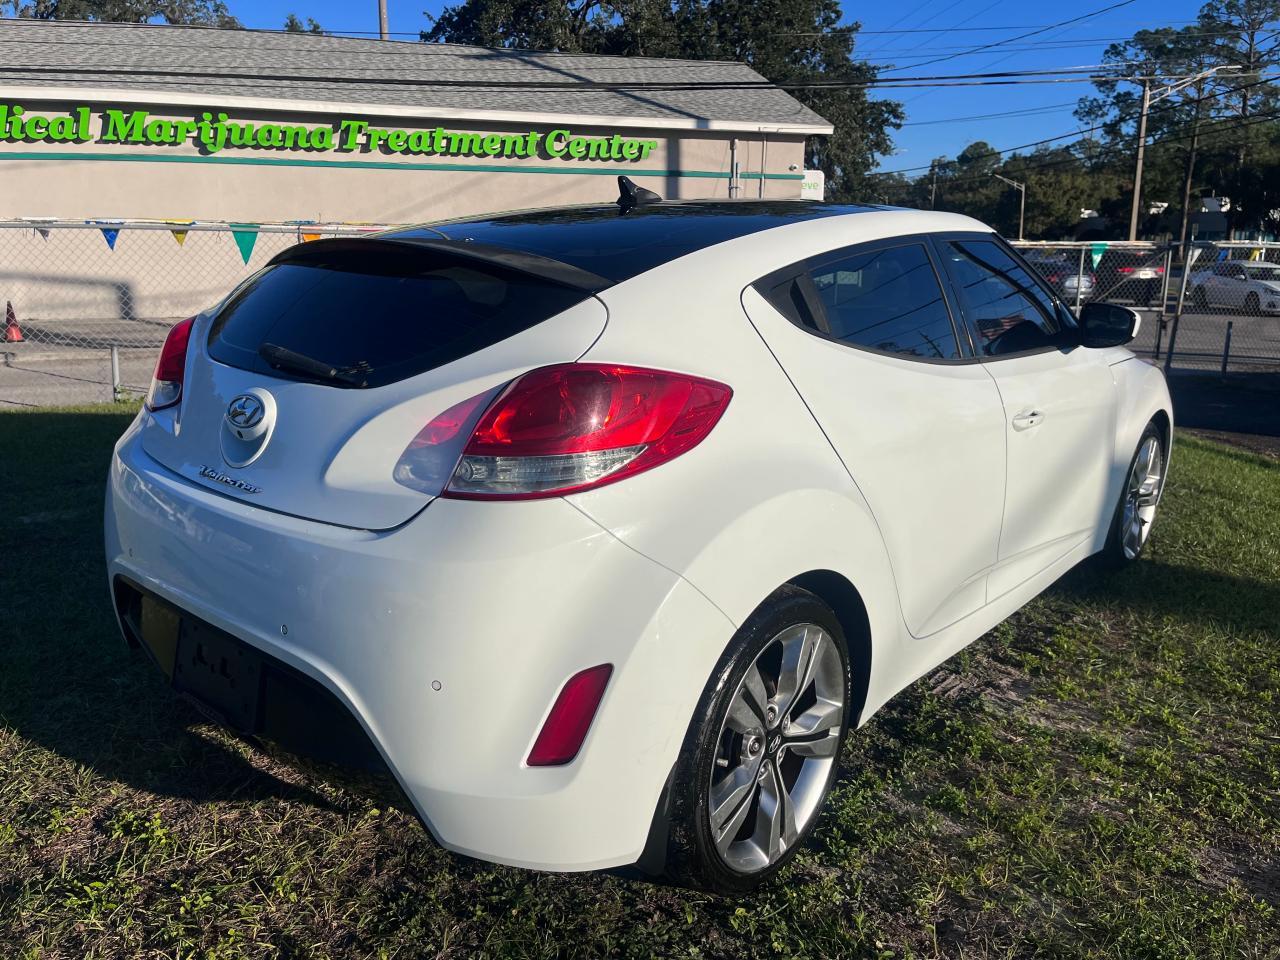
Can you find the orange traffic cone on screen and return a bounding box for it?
[3,301,22,343]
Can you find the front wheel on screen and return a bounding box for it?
[1192,286,1209,311]
[1101,422,1167,565]
[664,587,850,893]
[1246,291,1261,315]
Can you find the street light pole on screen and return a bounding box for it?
[993,173,1026,240]
[378,0,389,41]
[1124,65,1239,242]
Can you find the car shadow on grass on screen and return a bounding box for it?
[1049,554,1280,638]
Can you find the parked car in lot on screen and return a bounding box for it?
[1189,259,1280,315]
[1094,249,1167,306]
[1022,252,1097,303]
[105,191,1173,893]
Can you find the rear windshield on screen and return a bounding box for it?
[207,244,589,389]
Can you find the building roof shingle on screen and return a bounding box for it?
[0,19,833,133]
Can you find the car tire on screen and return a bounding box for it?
[1100,421,1167,567]
[663,585,851,893]
[1246,292,1261,315]
[1192,286,1209,311]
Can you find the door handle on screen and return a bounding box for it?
[1012,409,1045,430]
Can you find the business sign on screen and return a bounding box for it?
[0,104,660,162]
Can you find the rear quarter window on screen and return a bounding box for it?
[207,243,590,389]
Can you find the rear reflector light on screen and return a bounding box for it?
[527,664,613,766]
[145,316,195,411]
[436,363,732,500]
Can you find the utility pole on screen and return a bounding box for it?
[378,0,389,41]
[993,173,1026,241]
[930,168,937,209]
[1125,65,1239,242]
[1127,79,1150,241]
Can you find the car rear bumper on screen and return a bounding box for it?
[105,415,735,871]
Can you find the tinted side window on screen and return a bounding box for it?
[942,240,1063,357]
[805,243,960,360]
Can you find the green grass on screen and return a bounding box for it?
[1,404,1277,959]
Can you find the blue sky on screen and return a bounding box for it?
[232,0,1208,173]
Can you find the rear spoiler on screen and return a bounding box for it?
[267,236,612,294]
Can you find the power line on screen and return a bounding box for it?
[880,0,1141,74]
[871,75,1278,178]
[0,63,1224,91]
[855,30,1280,60]
[901,101,1082,126]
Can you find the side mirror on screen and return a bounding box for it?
[1079,301,1141,348]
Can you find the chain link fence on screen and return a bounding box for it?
[1013,239,1280,373]
[1164,241,1280,373]
[1,220,391,407]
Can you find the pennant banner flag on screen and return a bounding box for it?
[230,223,259,264]
[302,232,322,243]
[168,219,193,246]
[34,227,49,241]
[1090,242,1107,269]
[90,219,123,251]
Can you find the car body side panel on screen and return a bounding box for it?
[567,250,912,726]
[740,286,1007,639]
[981,346,1118,601]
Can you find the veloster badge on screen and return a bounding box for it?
[199,465,263,494]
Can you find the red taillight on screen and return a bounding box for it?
[145,316,194,411]
[433,363,732,500]
[1118,267,1135,274]
[527,664,613,766]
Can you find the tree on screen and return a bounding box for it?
[10,0,239,25]
[421,0,903,201]
[1076,1,1280,243]
[283,11,323,33]
[1194,0,1280,233]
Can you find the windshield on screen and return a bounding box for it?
[207,245,589,389]
[1243,263,1280,282]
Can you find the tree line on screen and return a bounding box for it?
[8,0,1279,239]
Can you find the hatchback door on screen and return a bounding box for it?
[935,236,1116,598]
[743,237,1007,639]
[140,238,608,530]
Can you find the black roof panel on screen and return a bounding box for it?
[385,201,882,284]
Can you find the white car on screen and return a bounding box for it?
[1190,259,1280,314]
[105,191,1172,893]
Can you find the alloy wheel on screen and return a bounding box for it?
[1121,435,1165,560]
[706,623,844,874]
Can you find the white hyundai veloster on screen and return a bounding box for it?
[105,187,1171,892]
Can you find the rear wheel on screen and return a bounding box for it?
[1192,286,1209,311]
[1101,422,1167,566]
[664,587,850,893]
[1246,291,1261,315]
